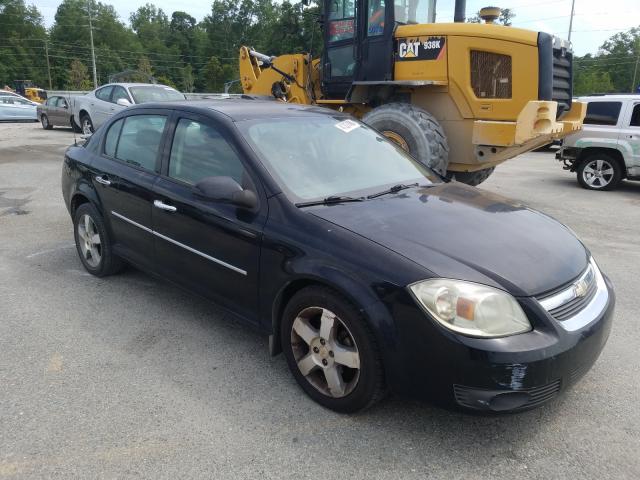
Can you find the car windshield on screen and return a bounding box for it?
[129,86,185,104]
[237,116,440,202]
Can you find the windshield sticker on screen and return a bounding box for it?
[335,119,360,133]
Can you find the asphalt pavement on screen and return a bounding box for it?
[1,122,638,479]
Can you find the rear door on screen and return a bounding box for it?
[91,111,170,269]
[151,113,266,322]
[618,101,640,173]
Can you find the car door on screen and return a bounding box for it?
[89,111,170,269]
[92,85,114,126]
[618,101,640,173]
[151,113,267,323]
[109,85,131,114]
[55,96,70,125]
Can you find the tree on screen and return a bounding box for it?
[203,56,224,92]
[68,59,91,89]
[181,64,194,92]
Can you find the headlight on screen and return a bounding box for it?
[409,279,531,338]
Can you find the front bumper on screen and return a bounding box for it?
[386,274,615,412]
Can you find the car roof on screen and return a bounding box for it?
[127,98,343,121]
[100,83,179,89]
[578,94,640,101]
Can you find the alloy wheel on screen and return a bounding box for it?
[582,159,615,189]
[290,306,361,398]
[77,214,102,268]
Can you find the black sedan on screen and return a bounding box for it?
[61,100,614,413]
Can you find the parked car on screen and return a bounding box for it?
[0,91,38,121]
[556,94,640,190]
[71,83,185,134]
[62,100,614,413]
[37,95,80,131]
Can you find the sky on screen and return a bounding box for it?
[34,0,640,56]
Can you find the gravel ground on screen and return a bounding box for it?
[1,122,639,479]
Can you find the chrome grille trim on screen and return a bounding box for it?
[538,258,608,331]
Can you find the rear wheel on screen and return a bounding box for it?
[362,103,449,175]
[73,203,124,277]
[576,153,623,191]
[446,167,496,186]
[281,286,386,413]
[40,114,53,130]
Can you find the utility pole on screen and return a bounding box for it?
[87,1,98,88]
[632,52,639,93]
[44,39,52,90]
[568,0,576,42]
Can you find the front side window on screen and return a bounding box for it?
[629,104,640,127]
[368,0,386,36]
[328,0,355,42]
[56,97,68,108]
[110,115,167,171]
[238,116,439,202]
[95,86,114,102]
[168,119,245,185]
[584,101,622,126]
[111,86,130,104]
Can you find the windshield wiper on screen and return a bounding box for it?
[366,183,420,199]
[295,195,365,208]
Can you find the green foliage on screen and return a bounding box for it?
[68,58,91,89]
[467,8,515,26]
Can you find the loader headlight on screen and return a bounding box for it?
[409,279,531,338]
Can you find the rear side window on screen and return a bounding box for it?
[95,86,113,102]
[107,115,167,172]
[629,104,640,127]
[584,101,622,126]
[168,118,245,185]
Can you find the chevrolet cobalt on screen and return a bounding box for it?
[61,100,614,413]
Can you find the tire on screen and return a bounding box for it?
[73,203,124,277]
[576,153,623,191]
[80,113,94,135]
[446,167,496,186]
[281,286,386,413]
[362,103,450,175]
[40,114,53,130]
[71,117,82,133]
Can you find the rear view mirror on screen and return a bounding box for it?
[194,176,258,210]
[116,98,132,107]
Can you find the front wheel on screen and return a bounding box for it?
[80,113,94,135]
[281,286,386,413]
[40,114,53,130]
[576,153,623,191]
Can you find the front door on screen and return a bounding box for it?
[619,101,640,174]
[151,114,266,323]
[323,0,358,98]
[355,0,395,82]
[92,111,169,268]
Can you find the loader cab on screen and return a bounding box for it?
[322,0,434,98]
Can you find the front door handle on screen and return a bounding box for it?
[153,200,177,212]
[95,175,111,186]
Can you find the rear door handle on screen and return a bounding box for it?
[95,175,111,186]
[153,200,177,212]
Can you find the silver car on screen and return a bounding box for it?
[71,83,185,134]
[0,91,38,121]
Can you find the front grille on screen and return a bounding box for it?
[548,277,597,321]
[552,47,573,117]
[453,379,561,411]
[470,51,512,99]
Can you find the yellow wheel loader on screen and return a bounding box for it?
[239,1,586,185]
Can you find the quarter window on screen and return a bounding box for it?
[168,119,245,185]
[629,104,640,127]
[95,86,114,102]
[584,101,622,126]
[109,115,167,171]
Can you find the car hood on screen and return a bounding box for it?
[308,183,588,297]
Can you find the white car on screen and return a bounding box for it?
[557,94,640,190]
[71,83,185,134]
[0,91,38,121]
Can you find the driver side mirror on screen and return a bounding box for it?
[193,176,258,210]
[116,98,132,107]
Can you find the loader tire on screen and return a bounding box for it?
[362,103,449,175]
[446,167,496,186]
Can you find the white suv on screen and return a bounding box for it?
[557,94,640,190]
